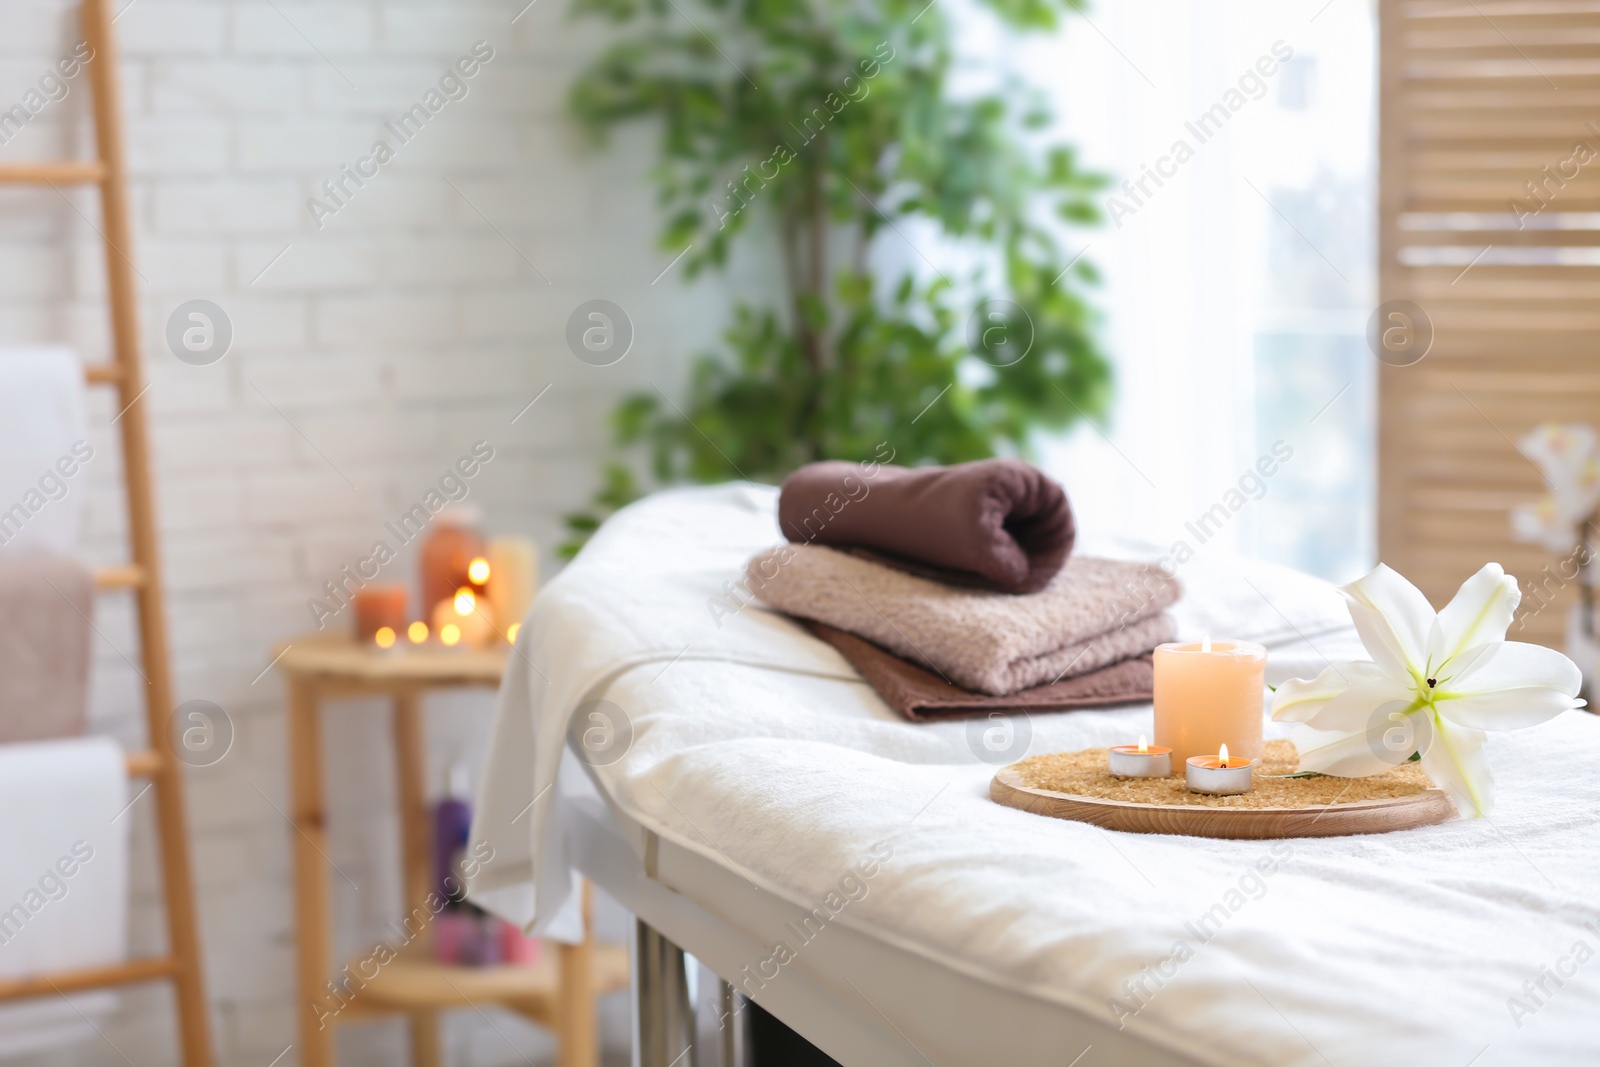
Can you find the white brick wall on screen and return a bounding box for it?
[1,1,773,1063]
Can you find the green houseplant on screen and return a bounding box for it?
[562,0,1111,554]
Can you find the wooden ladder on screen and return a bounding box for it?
[0,0,212,1062]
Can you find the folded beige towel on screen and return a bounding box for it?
[0,557,93,743]
[747,544,1181,696]
[806,620,1157,721]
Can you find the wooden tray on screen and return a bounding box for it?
[990,765,1458,839]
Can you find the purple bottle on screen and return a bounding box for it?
[434,763,473,908]
[432,764,505,966]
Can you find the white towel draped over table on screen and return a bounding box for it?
[0,737,129,1055]
[470,484,1600,1067]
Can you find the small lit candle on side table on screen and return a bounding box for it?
[1153,637,1267,767]
[1186,744,1255,796]
[1108,736,1172,778]
[352,585,408,644]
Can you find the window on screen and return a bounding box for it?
[1012,0,1377,580]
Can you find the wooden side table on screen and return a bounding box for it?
[274,633,629,1067]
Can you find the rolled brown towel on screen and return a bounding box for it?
[777,457,1073,595]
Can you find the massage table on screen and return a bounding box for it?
[470,485,1600,1066]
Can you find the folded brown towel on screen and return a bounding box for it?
[0,556,92,743]
[747,544,1181,696]
[778,458,1073,594]
[808,620,1156,721]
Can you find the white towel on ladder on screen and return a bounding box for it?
[0,345,90,559]
[0,737,129,1055]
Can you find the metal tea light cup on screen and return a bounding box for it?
[1185,746,1254,796]
[1108,739,1173,778]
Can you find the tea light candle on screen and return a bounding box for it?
[1108,735,1172,778]
[1153,637,1267,767]
[1185,744,1255,796]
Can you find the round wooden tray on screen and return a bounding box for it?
[990,764,1458,839]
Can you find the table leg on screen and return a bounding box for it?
[289,679,335,1067]
[392,692,440,1067]
[718,980,741,1067]
[558,881,598,1067]
[634,918,696,1067]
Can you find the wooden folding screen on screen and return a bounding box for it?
[1378,0,1600,646]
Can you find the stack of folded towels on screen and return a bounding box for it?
[746,458,1182,721]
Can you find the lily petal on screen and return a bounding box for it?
[1418,717,1494,818]
[1428,563,1520,670]
[1437,641,1585,731]
[1291,722,1409,778]
[1270,660,1394,724]
[1300,678,1416,734]
[1511,499,1585,554]
[1343,564,1437,678]
[1433,640,1499,689]
[1519,423,1598,485]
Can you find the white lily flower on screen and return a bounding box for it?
[1271,563,1585,818]
[1511,496,1578,555]
[1519,423,1598,494]
[1511,423,1600,553]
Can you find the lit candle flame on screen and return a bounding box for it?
[468,557,490,584]
[506,622,521,643]
[374,626,396,649]
[440,623,462,647]
[454,588,476,616]
[1219,743,1230,768]
[1202,634,1212,653]
[407,620,428,644]
[1137,735,1148,753]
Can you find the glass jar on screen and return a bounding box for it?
[420,506,486,623]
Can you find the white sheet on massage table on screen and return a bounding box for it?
[470,484,1600,1067]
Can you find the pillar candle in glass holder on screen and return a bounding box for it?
[352,585,408,643]
[486,537,538,638]
[432,588,495,649]
[1153,638,1266,767]
[420,506,485,618]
